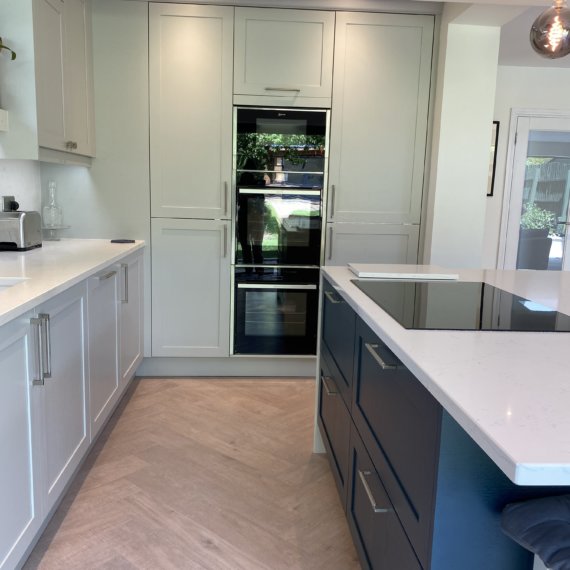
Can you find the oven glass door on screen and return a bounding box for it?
[236,188,322,266]
[233,268,319,355]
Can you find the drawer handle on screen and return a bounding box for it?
[98,270,117,281]
[31,317,44,386]
[324,290,342,305]
[321,374,338,396]
[365,342,397,371]
[358,470,392,514]
[264,86,301,92]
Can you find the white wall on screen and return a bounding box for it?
[483,65,570,268]
[40,0,151,353]
[0,161,40,211]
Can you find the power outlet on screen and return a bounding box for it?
[0,109,8,132]
[1,196,16,212]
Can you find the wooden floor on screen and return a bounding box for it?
[24,378,360,569]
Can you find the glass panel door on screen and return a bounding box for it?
[504,116,570,270]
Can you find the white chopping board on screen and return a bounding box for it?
[348,263,459,280]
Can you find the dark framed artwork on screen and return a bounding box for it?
[487,121,499,197]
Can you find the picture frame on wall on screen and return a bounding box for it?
[487,121,499,197]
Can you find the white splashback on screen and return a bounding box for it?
[0,160,40,211]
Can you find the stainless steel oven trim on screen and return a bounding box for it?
[238,188,322,196]
[237,283,317,290]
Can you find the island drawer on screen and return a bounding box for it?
[321,277,356,408]
[352,317,442,568]
[318,349,351,507]
[347,421,422,570]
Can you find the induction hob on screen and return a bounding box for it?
[351,279,570,332]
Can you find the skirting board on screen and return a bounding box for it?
[136,356,317,378]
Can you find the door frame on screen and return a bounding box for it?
[498,107,570,269]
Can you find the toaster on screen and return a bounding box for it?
[0,211,42,251]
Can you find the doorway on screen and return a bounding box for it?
[501,111,570,270]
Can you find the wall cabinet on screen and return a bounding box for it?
[87,267,119,439]
[33,0,95,157]
[0,312,41,570]
[233,7,334,106]
[149,3,233,219]
[151,218,230,357]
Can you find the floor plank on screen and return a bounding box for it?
[24,378,360,569]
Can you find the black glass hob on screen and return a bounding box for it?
[351,280,570,332]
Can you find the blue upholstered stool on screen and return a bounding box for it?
[501,495,570,570]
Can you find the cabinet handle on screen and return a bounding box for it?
[223,181,229,217]
[365,342,398,371]
[264,87,301,92]
[321,374,338,396]
[327,226,333,261]
[324,290,342,305]
[121,263,128,303]
[98,270,117,281]
[223,224,228,258]
[237,283,316,290]
[31,317,44,386]
[65,141,78,150]
[39,314,52,378]
[358,470,392,514]
[330,184,336,219]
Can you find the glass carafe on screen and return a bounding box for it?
[43,180,63,228]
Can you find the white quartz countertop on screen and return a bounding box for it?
[323,264,570,486]
[0,239,144,327]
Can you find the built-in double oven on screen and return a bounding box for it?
[232,107,329,356]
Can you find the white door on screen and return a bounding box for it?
[502,113,570,270]
[151,218,231,357]
[149,3,233,219]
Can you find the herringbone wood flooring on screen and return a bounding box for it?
[24,378,360,570]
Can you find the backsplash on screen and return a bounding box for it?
[0,160,40,211]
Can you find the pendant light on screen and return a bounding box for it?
[530,0,570,59]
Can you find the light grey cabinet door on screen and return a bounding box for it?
[149,3,233,219]
[325,223,419,266]
[328,12,434,224]
[234,7,334,105]
[151,218,231,357]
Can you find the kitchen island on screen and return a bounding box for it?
[318,265,570,570]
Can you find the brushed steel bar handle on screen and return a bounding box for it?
[330,185,336,219]
[240,188,321,197]
[121,263,128,304]
[321,374,337,396]
[358,470,392,514]
[223,181,229,216]
[264,87,301,92]
[65,141,78,150]
[98,270,117,281]
[38,314,51,378]
[327,227,333,261]
[324,290,342,305]
[223,224,228,258]
[31,317,44,386]
[365,342,397,371]
[237,283,317,290]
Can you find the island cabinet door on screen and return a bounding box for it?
[317,350,351,507]
[352,316,442,569]
[0,313,42,570]
[347,422,422,570]
[321,276,356,408]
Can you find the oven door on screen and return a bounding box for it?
[236,188,322,266]
[233,268,319,355]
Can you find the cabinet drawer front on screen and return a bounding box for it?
[321,277,356,407]
[352,317,441,567]
[348,423,422,570]
[318,352,351,507]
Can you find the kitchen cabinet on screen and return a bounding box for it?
[233,7,334,107]
[325,222,420,268]
[118,251,144,388]
[149,3,233,219]
[87,266,119,439]
[33,0,96,158]
[151,218,230,357]
[0,312,41,570]
[326,12,433,265]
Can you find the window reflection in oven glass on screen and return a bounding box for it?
[244,291,307,338]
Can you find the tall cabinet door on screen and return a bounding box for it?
[151,218,231,357]
[328,12,434,225]
[36,283,89,514]
[149,3,233,219]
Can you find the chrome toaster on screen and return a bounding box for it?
[0,210,42,251]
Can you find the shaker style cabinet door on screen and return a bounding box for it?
[151,218,231,357]
[0,313,42,570]
[149,3,233,219]
[233,7,334,104]
[328,12,434,224]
